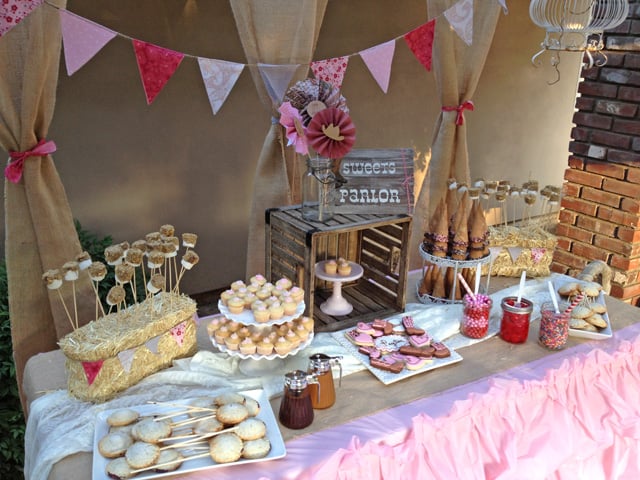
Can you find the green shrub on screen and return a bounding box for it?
[0,220,116,477]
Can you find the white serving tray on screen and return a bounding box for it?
[552,277,613,340]
[331,327,462,385]
[92,389,285,480]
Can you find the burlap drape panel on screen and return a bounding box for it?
[0,1,95,412]
[410,0,501,261]
[230,0,328,278]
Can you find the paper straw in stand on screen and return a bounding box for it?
[457,273,475,301]
[562,293,585,318]
[516,270,526,304]
[547,281,560,313]
[474,263,482,296]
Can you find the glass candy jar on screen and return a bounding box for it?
[302,157,336,223]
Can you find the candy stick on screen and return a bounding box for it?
[457,273,475,301]
[160,426,238,450]
[170,412,217,428]
[562,293,585,318]
[131,451,210,474]
[547,281,560,313]
[516,270,526,304]
[474,263,482,296]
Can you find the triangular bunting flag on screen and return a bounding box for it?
[489,246,502,262]
[60,10,117,76]
[133,40,184,105]
[117,349,136,373]
[170,321,187,347]
[310,56,349,90]
[498,0,508,15]
[257,63,299,107]
[507,247,523,262]
[0,0,43,38]
[403,19,436,72]
[359,40,395,94]
[197,58,244,115]
[444,0,474,46]
[82,360,104,385]
[146,335,161,354]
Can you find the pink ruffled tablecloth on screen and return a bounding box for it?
[202,322,640,480]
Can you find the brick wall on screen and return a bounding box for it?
[552,1,640,304]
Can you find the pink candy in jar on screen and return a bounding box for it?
[461,293,492,339]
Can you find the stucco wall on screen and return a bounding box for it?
[1,0,582,294]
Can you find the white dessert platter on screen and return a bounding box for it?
[218,301,305,327]
[314,261,364,316]
[92,389,285,480]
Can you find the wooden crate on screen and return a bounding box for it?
[265,205,412,332]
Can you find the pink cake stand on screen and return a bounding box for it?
[314,261,364,316]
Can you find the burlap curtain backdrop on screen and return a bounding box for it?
[230,0,328,278]
[0,0,95,412]
[410,0,501,261]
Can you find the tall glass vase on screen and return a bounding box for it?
[301,157,336,223]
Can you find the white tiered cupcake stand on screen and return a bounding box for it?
[314,261,364,316]
[417,243,493,304]
[213,300,313,376]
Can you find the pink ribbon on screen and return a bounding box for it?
[441,100,474,126]
[5,139,57,183]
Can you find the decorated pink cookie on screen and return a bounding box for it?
[388,352,432,371]
[409,333,432,348]
[345,329,374,347]
[358,345,382,359]
[402,316,425,336]
[356,322,376,336]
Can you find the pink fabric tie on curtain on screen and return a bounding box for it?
[5,139,57,183]
[441,100,474,126]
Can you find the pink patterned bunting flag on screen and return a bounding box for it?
[444,0,474,46]
[82,360,104,385]
[531,248,546,264]
[0,0,43,38]
[117,349,136,373]
[359,40,395,94]
[170,321,187,347]
[310,56,349,90]
[60,10,116,76]
[133,40,184,105]
[404,19,436,72]
[257,63,299,107]
[146,336,161,354]
[197,58,244,115]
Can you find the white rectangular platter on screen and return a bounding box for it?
[552,277,613,340]
[331,331,462,385]
[92,388,285,480]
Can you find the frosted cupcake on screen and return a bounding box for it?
[231,280,246,292]
[324,259,337,274]
[274,336,293,355]
[239,338,257,355]
[226,297,244,315]
[282,296,298,316]
[237,326,251,339]
[256,288,271,301]
[256,338,274,356]
[214,326,231,345]
[289,286,304,304]
[269,302,284,320]
[300,316,314,331]
[276,277,293,290]
[250,274,267,287]
[243,293,257,309]
[285,329,301,349]
[252,304,270,323]
[206,317,222,336]
[220,289,235,306]
[224,333,241,351]
[338,261,352,276]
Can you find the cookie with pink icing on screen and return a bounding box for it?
[388,352,432,371]
[431,341,451,358]
[345,329,374,347]
[371,319,394,335]
[370,357,404,373]
[358,345,382,359]
[409,332,432,348]
[356,322,376,336]
[402,315,425,336]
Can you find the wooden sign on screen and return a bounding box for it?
[334,148,414,215]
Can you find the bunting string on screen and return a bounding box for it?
[1,0,507,114]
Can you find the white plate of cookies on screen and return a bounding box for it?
[554,279,612,340]
[92,389,285,479]
[331,317,463,385]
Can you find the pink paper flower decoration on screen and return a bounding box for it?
[278,101,309,155]
[306,107,356,160]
